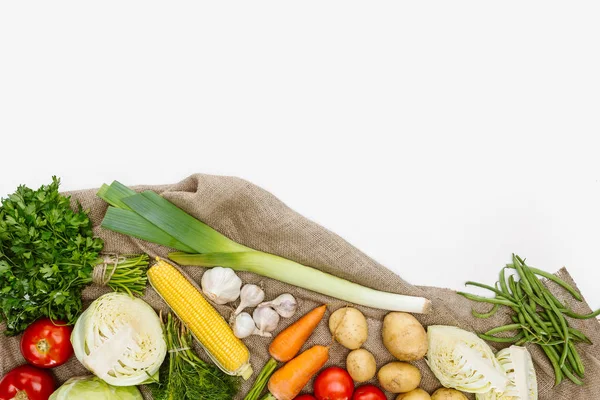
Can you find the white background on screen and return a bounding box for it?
[1,2,599,309]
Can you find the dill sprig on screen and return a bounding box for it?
[150,313,238,400]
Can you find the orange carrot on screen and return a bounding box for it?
[244,305,327,400]
[269,304,327,362]
[267,345,330,400]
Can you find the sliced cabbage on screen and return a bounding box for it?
[71,292,167,386]
[49,376,143,400]
[426,325,509,394]
[476,346,538,400]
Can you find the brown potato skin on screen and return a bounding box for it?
[396,388,431,399]
[377,362,421,393]
[431,388,468,400]
[346,349,377,382]
[383,312,428,361]
[329,307,368,350]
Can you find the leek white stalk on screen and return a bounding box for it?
[169,251,432,314]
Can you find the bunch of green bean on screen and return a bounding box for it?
[458,254,599,386]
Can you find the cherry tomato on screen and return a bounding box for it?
[351,385,386,400]
[295,396,317,400]
[20,318,73,368]
[0,365,55,400]
[314,367,354,400]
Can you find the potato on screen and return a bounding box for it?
[346,349,376,382]
[431,388,468,400]
[377,362,421,393]
[396,388,431,400]
[383,312,428,361]
[329,307,368,350]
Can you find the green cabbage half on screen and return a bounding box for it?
[477,346,538,400]
[71,292,167,386]
[49,376,143,400]
[426,325,509,394]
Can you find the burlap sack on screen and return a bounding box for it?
[1,174,599,399]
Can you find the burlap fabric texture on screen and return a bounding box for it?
[1,174,599,399]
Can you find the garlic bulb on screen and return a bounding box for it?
[201,267,242,305]
[235,284,265,316]
[258,293,298,318]
[233,312,258,339]
[253,307,280,337]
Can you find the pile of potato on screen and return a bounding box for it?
[329,307,468,400]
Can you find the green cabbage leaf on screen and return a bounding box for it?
[49,376,143,400]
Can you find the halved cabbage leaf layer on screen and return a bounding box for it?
[71,292,167,386]
[426,325,509,394]
[477,346,538,400]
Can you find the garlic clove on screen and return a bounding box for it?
[233,312,258,339]
[253,306,280,336]
[258,293,298,318]
[201,267,242,305]
[234,284,265,316]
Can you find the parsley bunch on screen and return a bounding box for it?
[0,177,147,335]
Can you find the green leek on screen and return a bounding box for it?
[122,192,250,254]
[97,181,432,314]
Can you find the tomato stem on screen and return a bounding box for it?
[36,339,50,355]
[12,390,30,400]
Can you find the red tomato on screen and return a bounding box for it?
[295,396,317,400]
[314,367,354,400]
[20,318,73,368]
[0,365,55,400]
[351,385,386,400]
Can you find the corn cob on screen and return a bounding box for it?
[148,258,253,379]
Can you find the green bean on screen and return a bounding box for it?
[457,292,517,307]
[514,277,525,299]
[460,254,596,386]
[544,308,564,339]
[541,345,563,386]
[535,339,566,346]
[569,328,593,345]
[499,267,513,297]
[568,342,585,376]
[472,304,500,319]
[478,332,525,343]
[542,291,570,367]
[562,364,584,386]
[546,345,583,385]
[527,266,583,301]
[507,274,519,298]
[485,324,522,336]
[518,280,549,309]
[566,347,583,377]
[564,308,600,319]
[521,265,555,310]
[522,302,551,336]
[465,281,515,301]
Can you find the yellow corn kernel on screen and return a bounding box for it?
[148,259,253,379]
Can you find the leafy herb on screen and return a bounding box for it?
[150,313,238,400]
[0,177,148,335]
